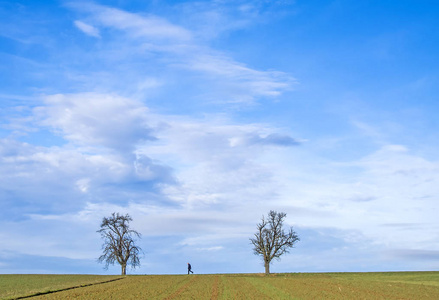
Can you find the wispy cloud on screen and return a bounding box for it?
[74,20,100,38]
[66,2,294,104]
[182,52,294,102]
[68,2,192,41]
[173,0,296,40]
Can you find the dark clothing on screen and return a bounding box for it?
[188,263,194,274]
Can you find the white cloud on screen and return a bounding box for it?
[0,139,130,199]
[173,0,296,40]
[70,3,192,41]
[67,3,294,104]
[0,92,305,264]
[196,246,224,252]
[2,90,302,221]
[35,93,156,152]
[137,116,302,208]
[76,178,90,193]
[181,52,294,102]
[269,143,439,253]
[74,20,100,38]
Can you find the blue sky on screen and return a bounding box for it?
[1,0,439,275]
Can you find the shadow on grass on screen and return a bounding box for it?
[11,277,125,299]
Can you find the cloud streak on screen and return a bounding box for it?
[68,2,294,104]
[74,20,100,38]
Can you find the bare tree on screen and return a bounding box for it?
[97,212,142,275]
[250,210,300,275]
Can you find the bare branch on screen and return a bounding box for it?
[250,210,300,274]
[97,212,143,275]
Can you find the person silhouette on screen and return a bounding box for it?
[187,263,194,274]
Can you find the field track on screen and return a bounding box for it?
[2,272,439,299]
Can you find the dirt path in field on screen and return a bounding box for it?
[12,277,125,299]
[211,276,220,300]
[163,276,198,300]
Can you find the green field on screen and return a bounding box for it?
[1,272,439,299]
[0,275,122,300]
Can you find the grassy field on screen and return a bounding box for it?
[1,272,439,299]
[0,275,122,299]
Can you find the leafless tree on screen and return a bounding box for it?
[97,212,142,275]
[250,210,300,275]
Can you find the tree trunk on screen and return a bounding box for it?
[264,261,270,275]
[121,264,126,275]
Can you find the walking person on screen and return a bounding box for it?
[187,263,194,274]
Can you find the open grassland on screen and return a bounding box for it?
[1,272,439,299]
